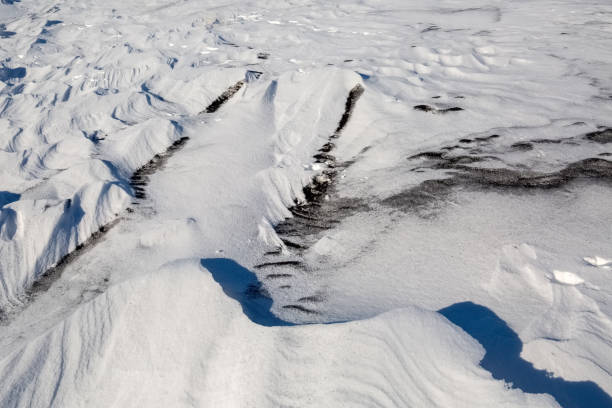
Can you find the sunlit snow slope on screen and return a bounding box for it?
[1,0,612,407]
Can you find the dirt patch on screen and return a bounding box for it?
[130,133,188,201]
[414,104,464,113]
[381,127,612,215]
[25,219,119,300]
[585,128,612,144]
[200,80,244,114]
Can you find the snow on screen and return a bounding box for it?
[0,261,558,408]
[551,270,585,286]
[584,256,612,268]
[1,0,611,406]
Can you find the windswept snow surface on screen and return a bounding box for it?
[1,0,612,406]
[0,262,558,407]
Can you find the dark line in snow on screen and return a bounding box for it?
[2,80,247,319]
[18,220,118,308]
[200,80,244,114]
[253,84,366,318]
[282,304,319,314]
[254,261,303,269]
[268,84,366,256]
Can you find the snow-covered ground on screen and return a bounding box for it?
[1,0,611,406]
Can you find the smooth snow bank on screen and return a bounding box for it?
[0,260,558,408]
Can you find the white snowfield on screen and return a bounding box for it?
[0,0,611,407]
[0,262,558,408]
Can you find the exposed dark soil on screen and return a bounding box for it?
[200,80,244,114]
[585,128,612,144]
[258,84,366,316]
[131,79,245,202]
[3,80,247,318]
[414,104,464,113]
[271,84,366,254]
[282,304,319,314]
[383,129,612,215]
[130,133,188,201]
[25,219,120,298]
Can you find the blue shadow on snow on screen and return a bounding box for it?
[0,66,25,82]
[0,24,16,38]
[0,191,19,208]
[439,301,612,408]
[200,258,292,327]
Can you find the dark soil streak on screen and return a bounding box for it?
[131,80,245,201]
[282,304,319,314]
[385,131,612,216]
[4,81,247,317]
[269,84,366,253]
[280,239,306,249]
[0,220,119,321]
[254,261,303,269]
[414,104,464,114]
[200,80,244,114]
[586,128,612,144]
[333,84,364,136]
[27,219,119,298]
[257,84,366,314]
[129,135,189,201]
[265,274,294,280]
[298,294,325,303]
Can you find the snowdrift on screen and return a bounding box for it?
[0,260,558,408]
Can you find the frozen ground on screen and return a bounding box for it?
[0,0,611,407]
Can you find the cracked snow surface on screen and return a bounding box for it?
[1,0,612,407]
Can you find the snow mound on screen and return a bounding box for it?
[551,270,585,286]
[0,260,557,408]
[0,170,130,307]
[0,1,245,307]
[583,256,612,268]
[490,244,612,396]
